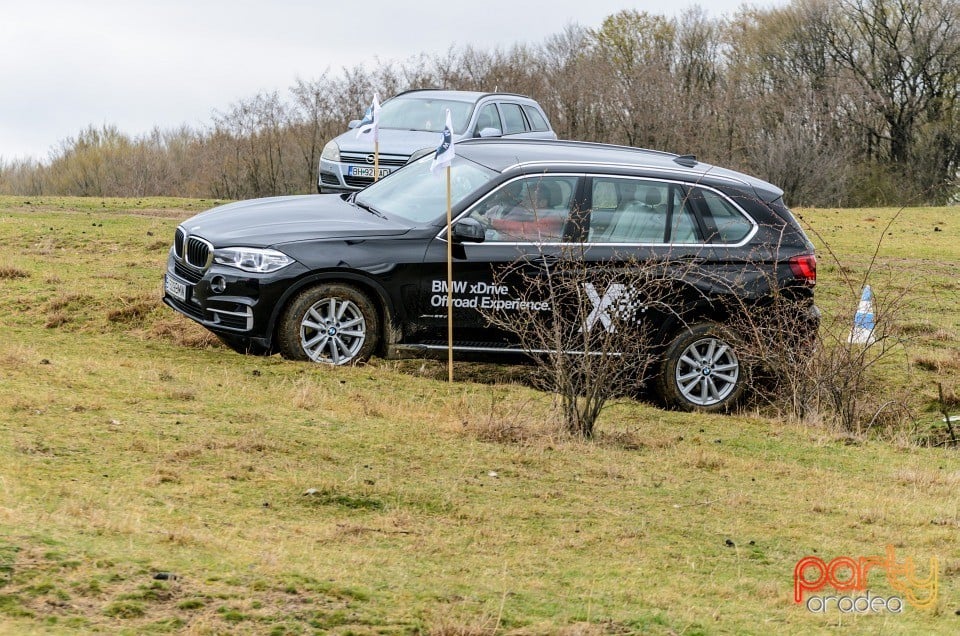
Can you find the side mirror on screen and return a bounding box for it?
[451,218,486,243]
[347,119,361,130]
[477,127,502,138]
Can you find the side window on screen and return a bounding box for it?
[690,188,753,243]
[589,178,669,243]
[669,191,700,244]
[475,103,502,136]
[499,103,528,135]
[467,176,578,243]
[522,105,549,132]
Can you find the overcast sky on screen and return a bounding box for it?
[1,0,785,161]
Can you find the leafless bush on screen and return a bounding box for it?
[728,280,911,433]
[721,215,914,434]
[478,243,698,438]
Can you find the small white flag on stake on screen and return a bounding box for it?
[848,285,876,344]
[355,94,381,142]
[431,109,455,175]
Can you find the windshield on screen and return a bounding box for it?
[378,97,474,133]
[355,155,496,224]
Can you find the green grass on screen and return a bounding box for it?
[0,196,958,634]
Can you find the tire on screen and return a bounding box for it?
[656,322,744,413]
[277,283,379,365]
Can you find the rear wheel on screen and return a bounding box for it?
[656,322,744,412]
[278,284,379,365]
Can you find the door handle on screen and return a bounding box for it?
[529,254,560,267]
[675,254,705,264]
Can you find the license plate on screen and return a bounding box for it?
[347,165,391,178]
[164,274,188,302]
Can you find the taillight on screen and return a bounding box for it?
[789,254,817,286]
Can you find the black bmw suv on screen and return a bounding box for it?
[163,139,817,411]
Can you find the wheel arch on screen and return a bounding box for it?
[265,271,399,357]
[650,296,734,352]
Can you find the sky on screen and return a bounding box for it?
[0,0,785,161]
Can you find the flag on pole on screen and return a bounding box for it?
[354,94,380,141]
[431,108,456,382]
[431,109,455,175]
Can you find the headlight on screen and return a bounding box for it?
[321,140,340,162]
[213,247,295,273]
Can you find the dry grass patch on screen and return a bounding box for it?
[893,468,960,489]
[106,297,157,324]
[912,351,960,374]
[146,318,220,348]
[0,265,29,279]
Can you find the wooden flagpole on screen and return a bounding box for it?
[446,165,453,383]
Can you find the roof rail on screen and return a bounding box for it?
[390,88,532,100]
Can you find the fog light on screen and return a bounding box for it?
[210,275,227,293]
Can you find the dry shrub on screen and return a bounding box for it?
[936,384,960,409]
[164,388,196,401]
[0,266,29,279]
[107,300,156,324]
[147,319,219,349]
[428,623,496,636]
[895,320,940,337]
[465,417,532,445]
[145,468,182,486]
[460,391,557,445]
[44,312,70,329]
[44,292,92,313]
[290,377,325,410]
[593,429,648,451]
[894,468,960,489]
[912,351,960,374]
[146,239,170,251]
[480,248,680,439]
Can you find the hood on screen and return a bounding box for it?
[333,127,467,156]
[180,194,411,247]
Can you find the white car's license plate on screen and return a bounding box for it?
[347,166,391,178]
[164,274,188,302]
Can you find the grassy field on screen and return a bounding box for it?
[0,195,958,635]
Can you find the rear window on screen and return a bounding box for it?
[522,105,550,132]
[690,188,753,243]
[500,103,528,134]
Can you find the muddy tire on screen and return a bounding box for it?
[277,284,379,365]
[656,322,744,412]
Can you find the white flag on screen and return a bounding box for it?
[355,94,381,141]
[430,109,455,175]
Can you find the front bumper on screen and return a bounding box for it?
[318,152,410,193]
[162,254,308,342]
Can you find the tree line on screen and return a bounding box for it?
[3,0,960,207]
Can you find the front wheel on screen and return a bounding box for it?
[278,284,379,365]
[656,323,744,412]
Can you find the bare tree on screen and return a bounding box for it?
[7,1,960,205]
[828,0,960,200]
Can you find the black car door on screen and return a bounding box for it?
[573,176,713,343]
[412,174,583,351]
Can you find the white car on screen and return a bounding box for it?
[318,89,557,193]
